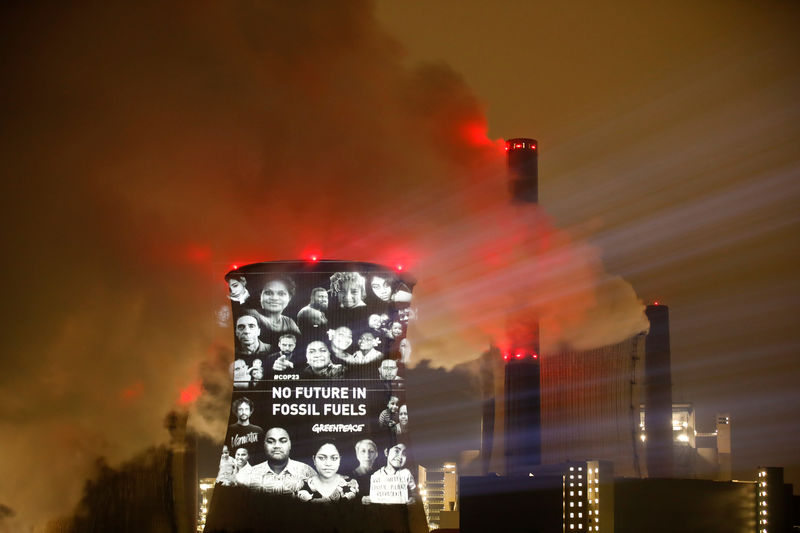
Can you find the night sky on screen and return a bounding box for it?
[0,1,798,530]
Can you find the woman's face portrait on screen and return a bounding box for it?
[313,443,341,480]
[356,442,378,466]
[398,405,408,425]
[371,276,392,302]
[261,280,291,314]
[306,341,332,370]
[234,448,249,468]
[228,278,245,297]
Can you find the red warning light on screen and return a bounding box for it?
[178,381,202,405]
[310,255,318,262]
[514,143,522,148]
[231,264,239,270]
[653,300,659,306]
[532,144,536,150]
[396,264,404,271]
[503,353,509,361]
[532,353,538,359]
[515,352,523,359]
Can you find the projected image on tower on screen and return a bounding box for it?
[212,262,417,514]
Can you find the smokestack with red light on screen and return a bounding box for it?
[644,303,674,478]
[506,138,538,204]
[501,137,542,474]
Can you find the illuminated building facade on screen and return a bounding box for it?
[563,461,614,533]
[715,413,732,480]
[419,463,458,530]
[756,467,788,533]
[460,461,614,533]
[197,478,215,532]
[638,405,733,480]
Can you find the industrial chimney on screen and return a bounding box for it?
[506,138,538,204]
[644,304,674,478]
[502,137,542,474]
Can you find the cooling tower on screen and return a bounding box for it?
[205,260,427,533]
[540,336,645,478]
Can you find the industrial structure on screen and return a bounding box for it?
[459,138,798,532]
[419,463,458,530]
[503,138,543,476]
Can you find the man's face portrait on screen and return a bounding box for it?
[236,401,251,423]
[265,428,291,462]
[386,444,407,469]
[379,360,398,380]
[278,336,296,355]
[313,290,329,310]
[234,447,249,468]
[236,316,260,346]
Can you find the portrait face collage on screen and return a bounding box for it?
[214,262,417,511]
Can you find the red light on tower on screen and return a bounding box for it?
[231,264,239,270]
[178,381,202,405]
[532,353,538,359]
[515,352,523,359]
[310,255,318,262]
[653,300,659,306]
[396,264,404,271]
